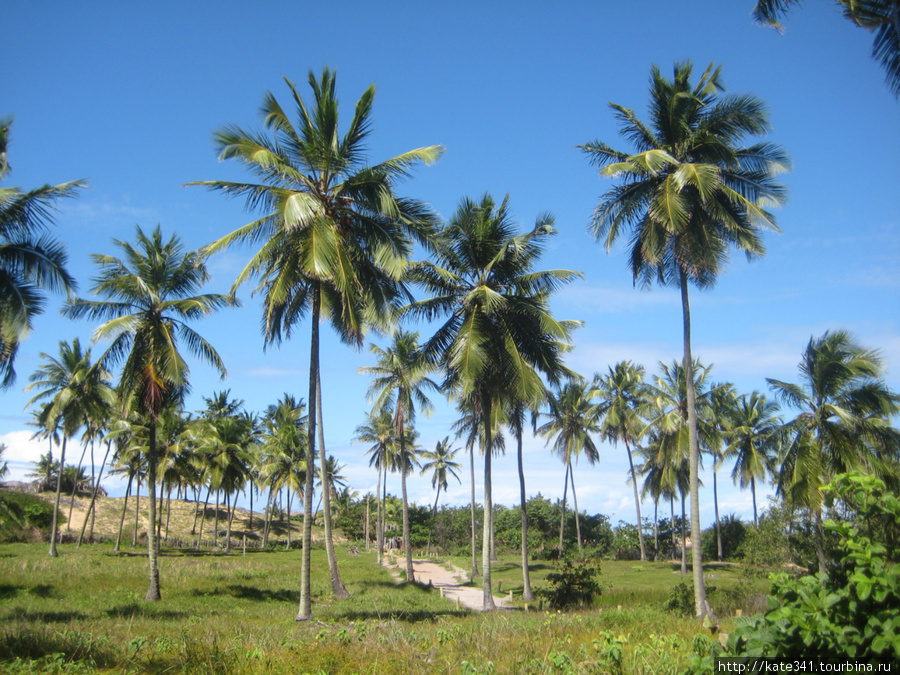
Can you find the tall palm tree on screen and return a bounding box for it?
[537,380,601,557]
[767,330,900,573]
[25,338,114,557]
[725,391,782,529]
[63,225,232,601]
[191,69,442,619]
[420,437,461,554]
[580,62,789,616]
[753,0,900,98]
[593,361,650,560]
[360,329,439,583]
[355,408,395,564]
[0,118,84,388]
[407,193,579,609]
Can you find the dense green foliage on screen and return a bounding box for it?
[539,557,603,610]
[0,490,60,542]
[687,472,900,670]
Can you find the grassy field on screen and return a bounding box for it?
[0,493,772,673]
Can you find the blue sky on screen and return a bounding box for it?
[2,1,897,526]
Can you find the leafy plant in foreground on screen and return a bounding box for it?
[539,557,602,610]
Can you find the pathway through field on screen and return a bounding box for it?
[381,553,509,611]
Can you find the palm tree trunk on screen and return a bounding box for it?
[285,489,293,551]
[670,496,676,561]
[262,487,275,548]
[714,467,723,562]
[67,441,89,531]
[225,491,235,553]
[427,485,441,555]
[78,439,112,547]
[751,476,759,529]
[316,370,349,598]
[376,460,384,564]
[469,442,479,579]
[517,428,534,601]
[558,462,570,551]
[680,271,709,617]
[624,436,646,561]
[401,453,415,583]
[481,394,496,611]
[365,494,370,552]
[195,485,211,549]
[132,469,141,547]
[213,489,220,547]
[297,285,320,621]
[814,506,827,574]
[145,416,161,601]
[653,499,659,561]
[680,492,687,575]
[48,436,67,557]
[571,465,583,557]
[164,485,172,543]
[114,472,133,552]
[248,483,254,532]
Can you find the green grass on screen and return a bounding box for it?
[0,542,764,673]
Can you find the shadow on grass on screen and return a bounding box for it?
[224,585,298,603]
[105,603,187,619]
[0,584,20,599]
[336,607,470,622]
[4,610,90,623]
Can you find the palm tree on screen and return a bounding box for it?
[580,62,789,616]
[767,330,900,573]
[191,69,441,619]
[63,225,232,601]
[25,338,114,557]
[0,118,84,388]
[420,437,461,555]
[258,395,308,549]
[706,382,737,562]
[593,361,650,560]
[355,408,395,564]
[505,395,542,601]
[407,193,578,609]
[646,360,714,573]
[360,329,439,583]
[0,444,8,480]
[725,391,782,529]
[753,0,900,98]
[537,380,601,557]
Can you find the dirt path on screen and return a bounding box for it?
[381,553,509,611]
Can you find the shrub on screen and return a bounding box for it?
[701,514,747,561]
[0,490,61,542]
[538,557,602,610]
[684,472,900,671]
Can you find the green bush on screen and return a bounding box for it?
[0,491,60,542]
[684,472,900,671]
[538,557,602,610]
[701,514,747,561]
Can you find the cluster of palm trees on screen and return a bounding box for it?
[3,59,897,625]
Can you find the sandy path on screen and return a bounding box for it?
[382,554,509,611]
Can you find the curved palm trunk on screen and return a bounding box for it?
[145,417,161,601]
[213,489,221,548]
[66,441,89,531]
[680,272,709,617]
[132,469,141,547]
[114,472,133,552]
[225,491,235,553]
[365,495,370,551]
[516,428,534,601]
[670,496,676,560]
[653,499,659,561]
[297,287,320,621]
[316,370,349,597]
[195,486,211,549]
[481,395,495,611]
[78,439,112,547]
[624,436,646,561]
[570,465,583,557]
[285,489,293,551]
[262,487,275,548]
[469,442,479,579]
[558,462,570,551]
[48,436,67,557]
